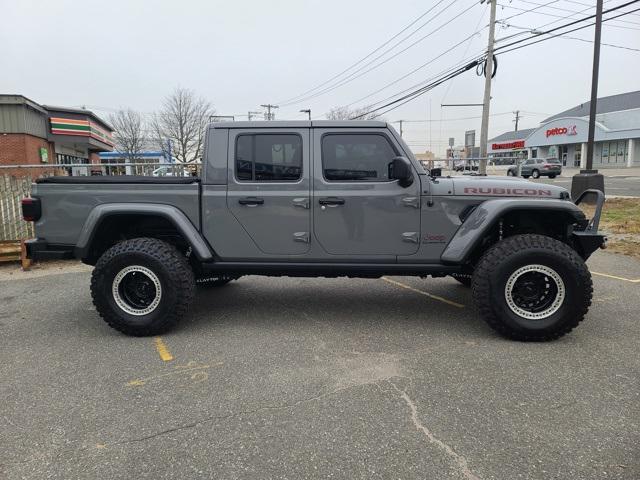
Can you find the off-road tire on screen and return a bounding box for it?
[531,169,540,179]
[472,234,592,341]
[451,273,472,287]
[196,275,235,288]
[91,237,195,336]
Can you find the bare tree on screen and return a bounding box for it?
[325,105,380,120]
[109,109,146,161]
[151,87,214,164]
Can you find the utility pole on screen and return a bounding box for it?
[248,111,261,121]
[513,110,521,132]
[479,0,497,175]
[300,109,311,120]
[572,0,605,198]
[261,104,278,121]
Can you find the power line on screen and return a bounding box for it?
[494,1,640,52]
[497,0,640,30]
[278,0,478,109]
[351,59,482,119]
[494,2,640,55]
[274,0,451,106]
[342,29,486,111]
[515,0,640,26]
[498,20,640,51]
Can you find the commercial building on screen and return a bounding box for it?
[99,151,168,175]
[0,94,114,176]
[488,90,640,169]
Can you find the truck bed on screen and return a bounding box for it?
[36,176,200,184]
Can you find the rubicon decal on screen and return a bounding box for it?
[463,187,553,196]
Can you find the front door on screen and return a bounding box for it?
[312,129,421,257]
[227,129,311,257]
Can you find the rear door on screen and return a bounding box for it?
[227,128,311,257]
[312,129,421,257]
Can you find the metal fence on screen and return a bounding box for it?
[419,157,522,176]
[0,162,201,178]
[0,175,34,241]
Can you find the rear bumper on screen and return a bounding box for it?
[24,239,75,261]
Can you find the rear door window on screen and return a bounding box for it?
[235,134,302,182]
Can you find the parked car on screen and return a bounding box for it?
[23,121,605,341]
[507,158,562,179]
[152,165,191,177]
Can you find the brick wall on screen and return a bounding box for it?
[0,133,54,177]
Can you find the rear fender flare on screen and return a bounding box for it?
[440,198,585,264]
[75,203,213,261]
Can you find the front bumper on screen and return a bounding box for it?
[572,189,607,259]
[24,239,75,261]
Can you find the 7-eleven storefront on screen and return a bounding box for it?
[45,106,114,175]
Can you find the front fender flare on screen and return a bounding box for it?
[440,198,585,264]
[75,203,213,261]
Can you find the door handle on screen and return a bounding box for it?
[318,197,345,206]
[238,197,264,206]
[402,196,420,208]
[292,197,309,209]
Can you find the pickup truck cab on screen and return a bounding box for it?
[23,121,605,341]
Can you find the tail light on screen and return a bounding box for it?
[21,197,41,222]
[543,164,550,169]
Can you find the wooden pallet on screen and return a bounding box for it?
[0,240,32,270]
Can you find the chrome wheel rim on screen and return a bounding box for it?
[505,264,565,320]
[112,265,162,316]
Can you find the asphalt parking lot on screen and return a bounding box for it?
[536,175,640,197]
[1,250,639,480]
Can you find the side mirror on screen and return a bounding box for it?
[430,167,442,178]
[389,156,414,188]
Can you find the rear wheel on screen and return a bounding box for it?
[91,238,195,336]
[531,169,540,179]
[549,174,557,179]
[507,170,514,177]
[472,234,592,341]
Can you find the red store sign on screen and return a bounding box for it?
[546,125,577,138]
[492,140,525,150]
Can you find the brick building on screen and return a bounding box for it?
[0,95,114,177]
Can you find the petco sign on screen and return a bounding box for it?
[546,125,577,138]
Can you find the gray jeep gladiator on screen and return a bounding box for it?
[22,121,606,341]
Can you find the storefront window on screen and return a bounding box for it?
[602,143,609,163]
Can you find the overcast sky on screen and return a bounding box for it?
[2,0,639,155]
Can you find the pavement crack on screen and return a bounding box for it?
[388,380,481,480]
[116,383,369,445]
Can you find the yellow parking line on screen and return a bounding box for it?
[592,271,640,283]
[382,277,465,308]
[154,337,174,362]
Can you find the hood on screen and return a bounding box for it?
[450,175,569,199]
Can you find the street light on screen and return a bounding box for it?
[300,109,311,120]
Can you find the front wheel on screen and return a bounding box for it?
[531,169,540,179]
[472,234,592,341]
[91,238,195,336]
